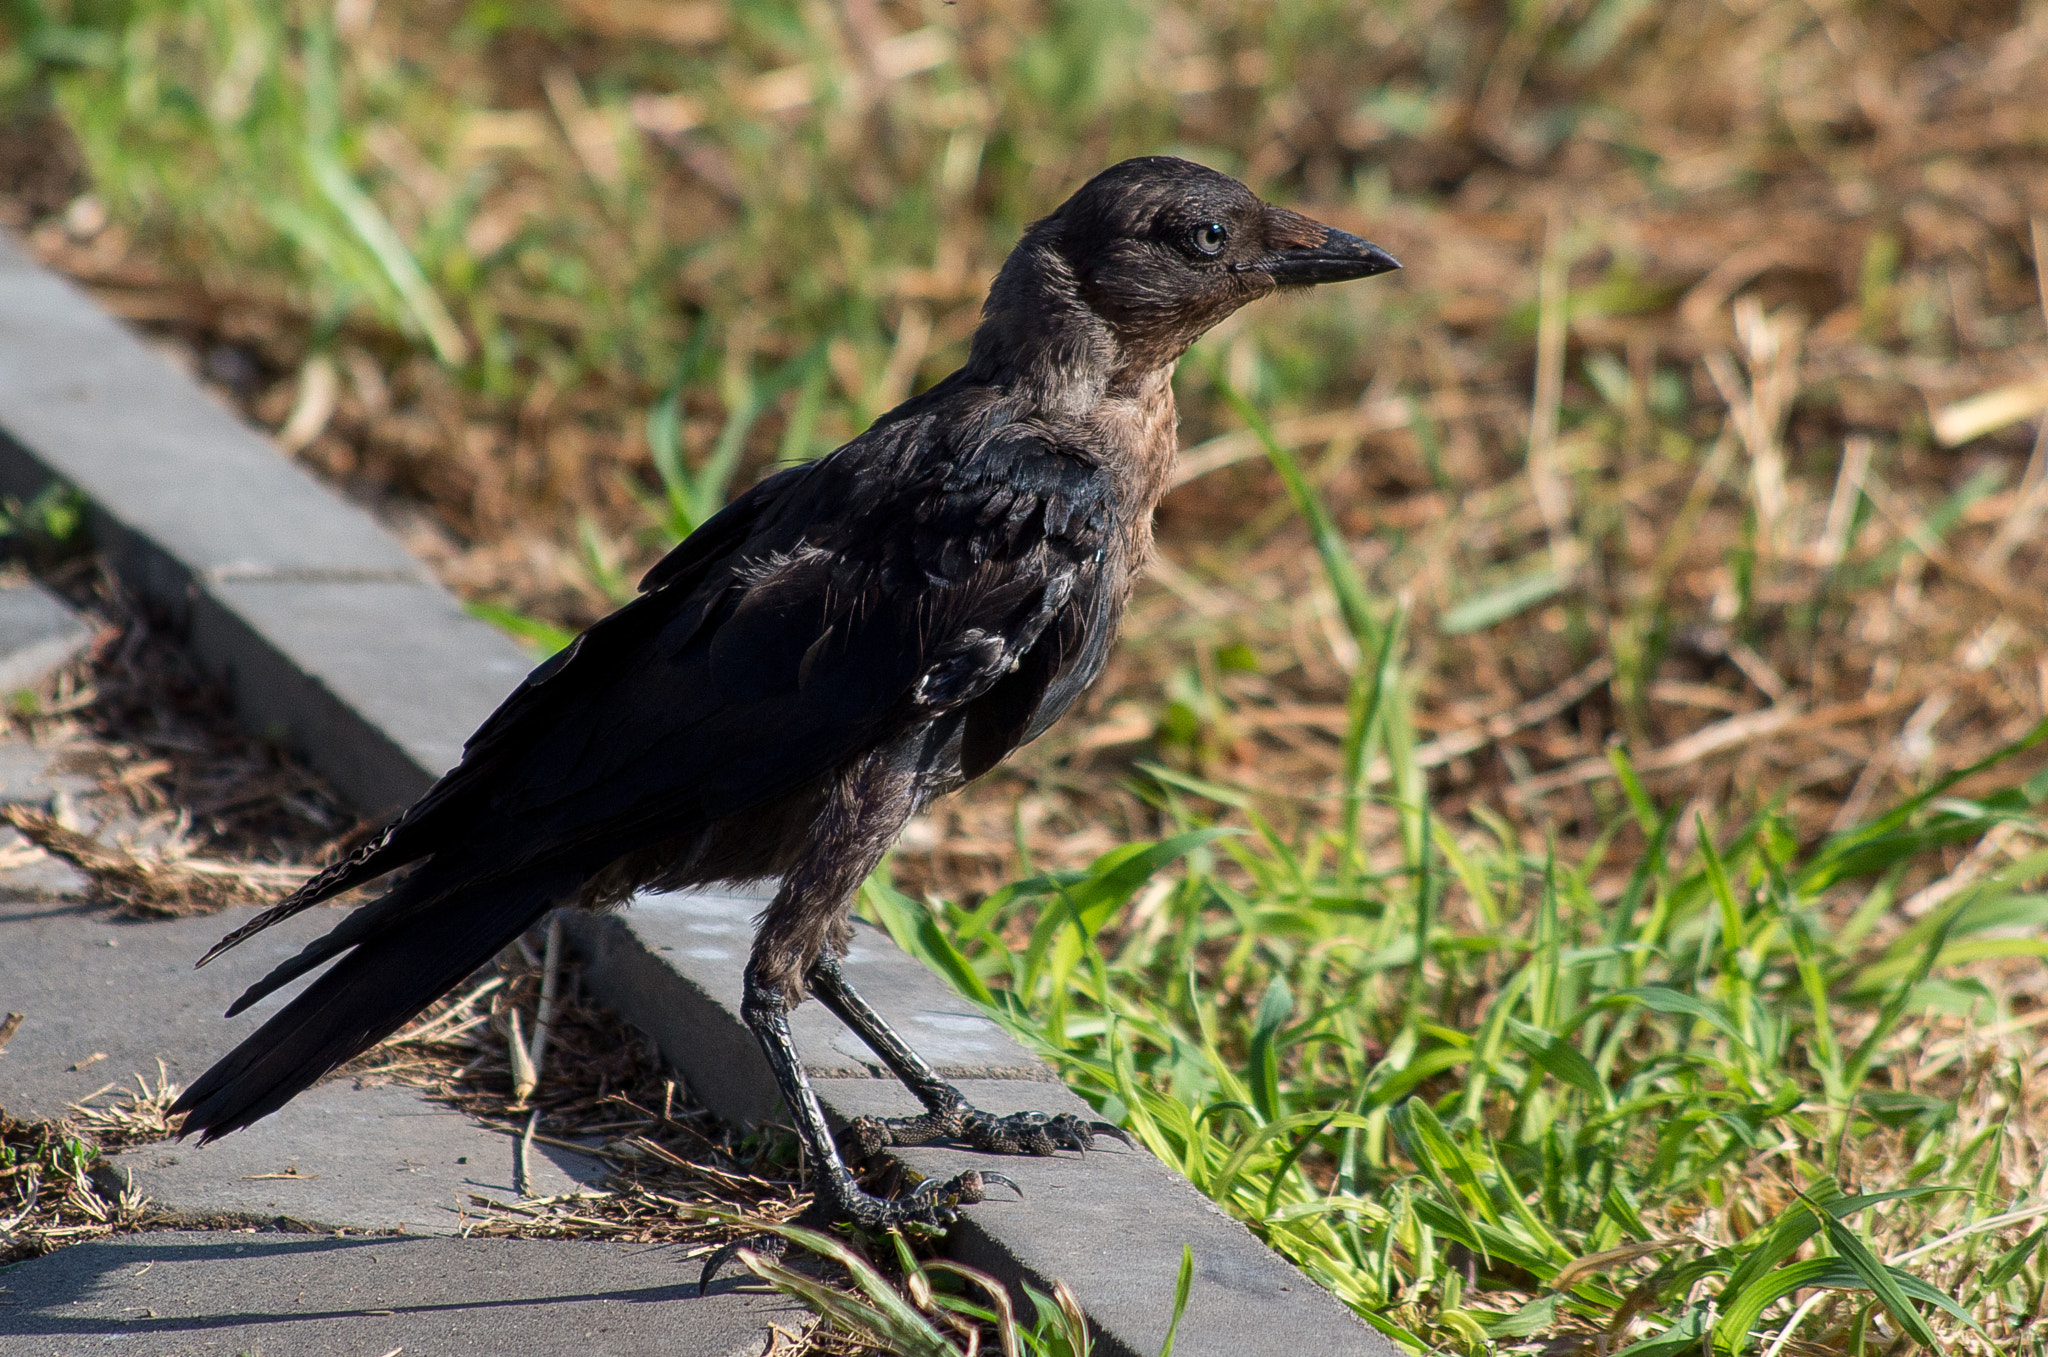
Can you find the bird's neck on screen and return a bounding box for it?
[966,241,1182,414]
[964,238,1186,538]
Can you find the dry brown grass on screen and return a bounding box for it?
[0,566,357,915]
[3,0,2044,901]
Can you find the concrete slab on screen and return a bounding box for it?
[0,581,93,695]
[0,724,98,901]
[107,1083,600,1234]
[0,236,426,582]
[0,896,598,1232]
[0,1230,807,1356]
[197,579,531,815]
[0,896,344,1123]
[0,232,535,813]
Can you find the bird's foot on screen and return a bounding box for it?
[842,1164,1022,1230]
[696,1167,1019,1293]
[843,1101,1132,1161]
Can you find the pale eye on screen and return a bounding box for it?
[1191,222,1228,256]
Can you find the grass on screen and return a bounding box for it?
[729,1218,1165,1357]
[863,524,2048,1350]
[4,0,2048,1352]
[0,1108,155,1263]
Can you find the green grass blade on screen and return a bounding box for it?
[1157,1244,1194,1357]
[1803,1193,1949,1350]
[1217,378,1380,649]
[1980,1224,2048,1291]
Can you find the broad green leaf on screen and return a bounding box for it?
[1483,1293,1559,1337]
[1507,1015,1609,1103]
[1593,986,1749,1049]
[1613,1303,1712,1356]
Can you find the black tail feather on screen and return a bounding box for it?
[172,871,574,1141]
[222,866,451,1018]
[195,819,418,969]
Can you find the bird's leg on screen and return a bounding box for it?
[739,963,1003,1231]
[808,952,1130,1161]
[732,751,1017,1237]
[703,964,1014,1290]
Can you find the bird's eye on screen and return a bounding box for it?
[1190,222,1228,256]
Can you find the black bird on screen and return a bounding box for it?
[171,156,1398,1231]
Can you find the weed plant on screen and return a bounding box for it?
[730,1218,1185,1357]
[0,1111,153,1263]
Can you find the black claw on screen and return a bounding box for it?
[980,1170,1024,1200]
[698,1236,762,1294]
[1091,1120,1137,1148]
[934,1170,985,1207]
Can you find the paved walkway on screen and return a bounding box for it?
[0,581,805,1356]
[3,1233,800,1357]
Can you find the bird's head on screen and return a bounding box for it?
[975,156,1399,387]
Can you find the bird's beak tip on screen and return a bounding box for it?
[1265,225,1401,286]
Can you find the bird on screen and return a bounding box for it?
[169,155,1399,1233]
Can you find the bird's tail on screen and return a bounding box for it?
[171,867,575,1141]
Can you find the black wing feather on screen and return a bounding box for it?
[198,418,1116,968]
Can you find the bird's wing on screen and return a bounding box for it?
[197,463,822,966]
[200,421,1115,964]
[461,420,1118,860]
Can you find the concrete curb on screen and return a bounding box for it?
[0,233,533,816]
[0,230,1395,1355]
[570,894,1389,1356]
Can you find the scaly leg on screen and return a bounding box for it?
[702,962,1015,1292]
[738,961,1011,1230]
[711,751,1018,1266]
[807,952,1130,1161]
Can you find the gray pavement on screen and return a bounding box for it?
[105,1083,604,1234]
[0,582,798,1355]
[2,889,601,1224]
[0,580,97,900]
[0,1231,806,1357]
[0,582,91,696]
[0,229,535,815]
[3,890,361,1125]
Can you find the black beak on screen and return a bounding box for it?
[1259,227,1402,286]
